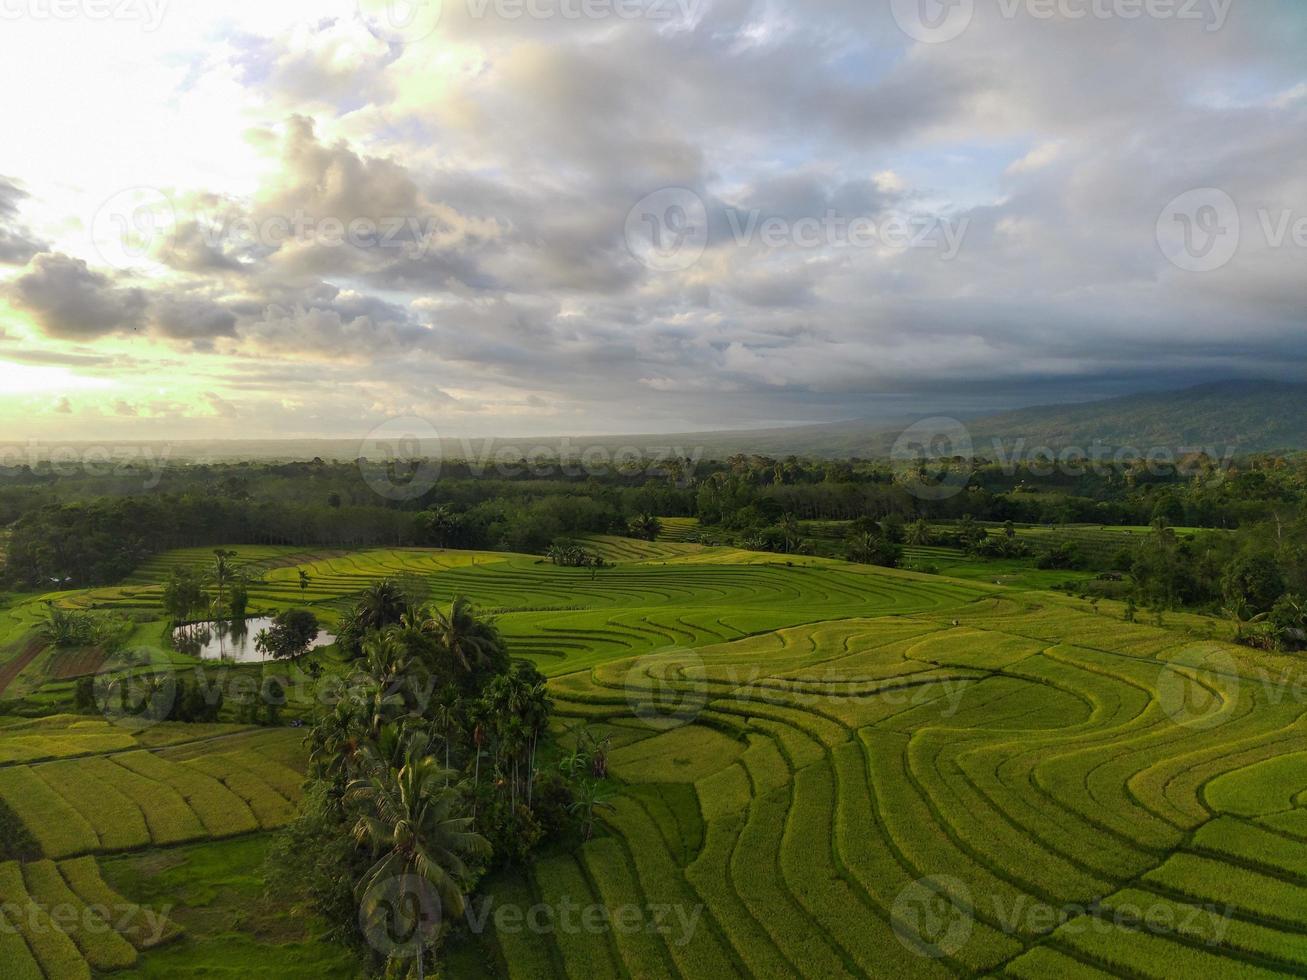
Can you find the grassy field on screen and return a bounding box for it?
[0,538,1302,976]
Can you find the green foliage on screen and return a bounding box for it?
[846,530,903,568]
[229,581,249,620]
[1037,541,1086,570]
[1222,553,1287,616]
[258,609,320,660]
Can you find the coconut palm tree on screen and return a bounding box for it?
[905,519,932,546]
[628,513,662,541]
[307,698,368,789]
[359,581,410,630]
[416,597,505,676]
[779,514,802,554]
[349,743,488,980]
[432,684,461,779]
[424,504,457,548]
[211,549,238,617]
[337,580,411,658]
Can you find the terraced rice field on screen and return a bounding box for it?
[657,517,701,541]
[474,586,1307,977]
[0,728,306,858]
[0,854,177,977]
[3,541,1304,977]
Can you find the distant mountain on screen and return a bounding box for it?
[644,381,1307,458]
[960,381,1307,458]
[26,381,1307,464]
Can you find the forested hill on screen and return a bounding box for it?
[665,380,1307,458]
[960,381,1307,456]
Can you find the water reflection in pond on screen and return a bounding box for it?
[173,617,336,663]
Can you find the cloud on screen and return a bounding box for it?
[5,3,1307,436]
[0,176,45,265]
[8,253,148,339]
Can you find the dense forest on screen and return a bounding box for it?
[3,450,1306,614]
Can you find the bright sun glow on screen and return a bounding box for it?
[0,362,115,395]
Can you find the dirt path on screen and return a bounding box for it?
[0,636,48,696]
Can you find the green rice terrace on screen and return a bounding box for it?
[1,537,1306,978]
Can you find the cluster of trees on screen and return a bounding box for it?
[253,609,321,660]
[0,457,705,588]
[271,584,607,974]
[38,605,134,650]
[844,516,904,568]
[1099,518,1307,650]
[543,544,605,568]
[695,453,1307,532]
[73,671,226,723]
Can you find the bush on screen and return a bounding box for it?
[1037,542,1086,570]
[846,532,902,568]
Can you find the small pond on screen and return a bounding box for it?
[173,617,336,663]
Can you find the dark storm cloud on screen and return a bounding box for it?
[8,253,148,339]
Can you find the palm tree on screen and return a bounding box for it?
[521,681,552,805]
[417,597,505,676]
[209,551,236,657]
[349,744,488,979]
[359,581,410,630]
[905,519,932,546]
[361,633,415,701]
[307,698,368,789]
[298,569,311,595]
[211,549,238,617]
[433,684,461,779]
[779,514,802,554]
[628,513,662,541]
[339,581,411,658]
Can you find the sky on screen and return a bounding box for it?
[0,0,1304,441]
